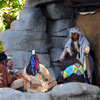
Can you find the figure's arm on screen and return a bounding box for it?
[65,38,72,53]
[82,36,90,55]
[60,49,67,61]
[7,71,16,85]
[60,39,72,61]
[4,67,16,85]
[84,45,90,56]
[39,64,51,81]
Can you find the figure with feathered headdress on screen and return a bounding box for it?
[23,50,57,93]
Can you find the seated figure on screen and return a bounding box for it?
[6,58,22,79]
[6,58,23,90]
[23,50,57,93]
[57,55,86,84]
[0,53,15,88]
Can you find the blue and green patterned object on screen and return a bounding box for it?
[62,63,85,79]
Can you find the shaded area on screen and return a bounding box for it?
[71,0,100,5]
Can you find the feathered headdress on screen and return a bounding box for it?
[26,50,40,76]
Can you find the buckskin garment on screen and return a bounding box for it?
[0,63,15,88]
[76,12,100,85]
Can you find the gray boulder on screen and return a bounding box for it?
[2,30,48,53]
[50,82,100,100]
[51,63,61,78]
[50,29,69,37]
[19,93,50,100]
[45,2,72,19]
[0,88,50,100]
[50,48,63,62]
[48,67,56,78]
[0,83,99,100]
[11,8,46,32]
[0,88,22,100]
[10,19,24,31]
[38,53,51,68]
[51,37,67,48]
[47,19,71,33]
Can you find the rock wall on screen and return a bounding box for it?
[0,0,72,78]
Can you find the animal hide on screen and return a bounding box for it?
[76,12,100,85]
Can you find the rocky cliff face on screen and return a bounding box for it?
[0,0,73,78]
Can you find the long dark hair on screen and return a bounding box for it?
[0,52,7,65]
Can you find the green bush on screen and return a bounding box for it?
[0,0,25,31]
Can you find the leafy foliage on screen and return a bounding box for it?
[0,41,3,52]
[0,0,25,31]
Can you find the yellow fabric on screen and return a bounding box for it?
[39,64,50,81]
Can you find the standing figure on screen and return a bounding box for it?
[60,27,90,81]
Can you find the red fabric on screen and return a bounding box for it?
[3,49,8,52]
[39,61,42,64]
[35,60,42,69]
[35,60,38,69]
